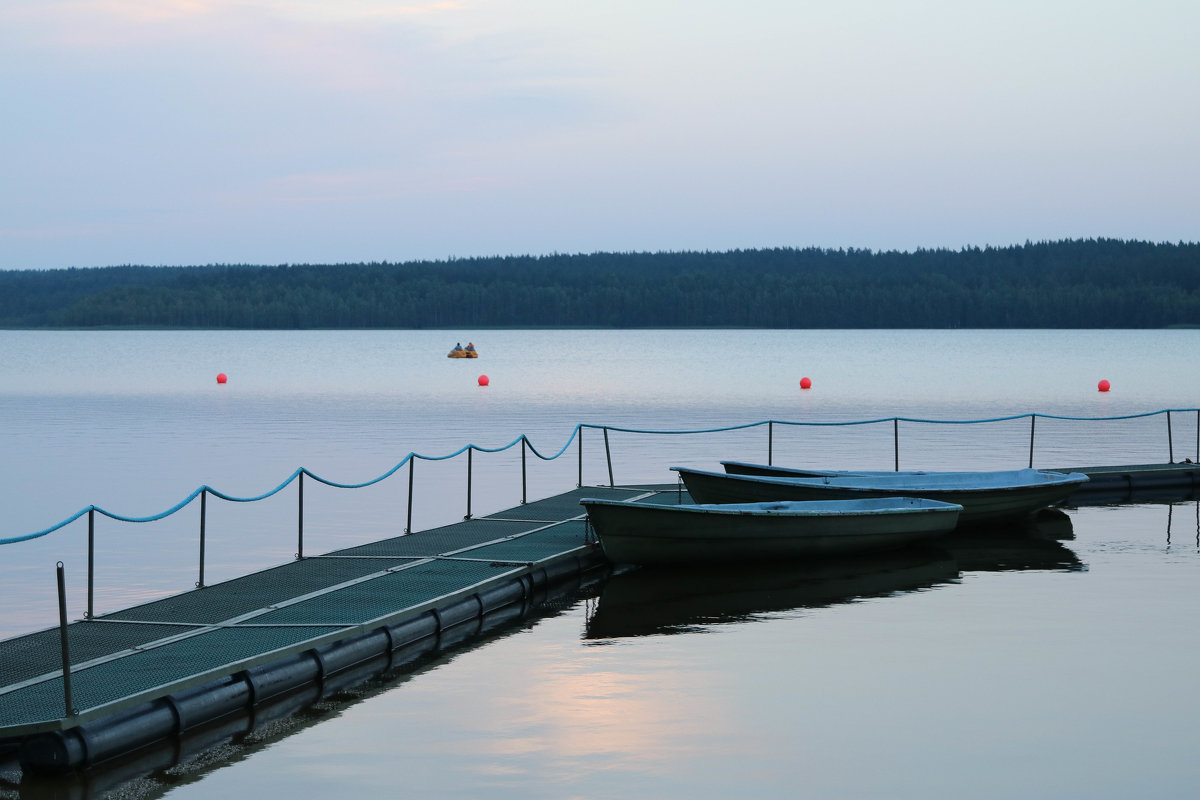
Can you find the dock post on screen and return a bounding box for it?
[768,421,774,466]
[521,437,528,505]
[86,508,95,619]
[406,457,415,534]
[56,562,74,718]
[297,471,304,559]
[603,427,614,487]
[893,418,900,471]
[465,447,473,520]
[577,427,583,488]
[1167,410,1174,463]
[1028,414,1037,468]
[198,489,207,588]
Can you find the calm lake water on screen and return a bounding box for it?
[2,329,1199,799]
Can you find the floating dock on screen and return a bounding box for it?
[0,484,678,776]
[1,463,1197,778]
[1058,462,1200,504]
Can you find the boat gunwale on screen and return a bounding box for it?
[579,496,964,518]
[680,466,1090,493]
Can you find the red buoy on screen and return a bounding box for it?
[1098,379,1110,392]
[216,373,228,384]
[478,375,489,386]
[799,377,812,390]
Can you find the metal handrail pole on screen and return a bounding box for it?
[297,471,304,559]
[86,508,95,620]
[465,447,473,520]
[1167,410,1174,463]
[1028,414,1037,469]
[577,427,583,488]
[894,418,900,471]
[198,489,207,589]
[57,562,74,717]
[406,457,415,534]
[521,437,528,505]
[768,421,774,466]
[603,427,614,487]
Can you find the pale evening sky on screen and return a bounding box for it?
[1,0,1196,269]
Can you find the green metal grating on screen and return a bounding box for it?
[0,623,203,689]
[0,625,343,727]
[252,560,515,626]
[103,557,409,625]
[335,519,535,558]
[468,522,593,563]
[487,486,653,521]
[631,489,694,505]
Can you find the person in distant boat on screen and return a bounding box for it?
[465,342,475,352]
[454,342,463,351]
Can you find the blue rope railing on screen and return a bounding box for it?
[4,409,1198,550]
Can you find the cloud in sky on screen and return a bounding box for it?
[1,0,1197,268]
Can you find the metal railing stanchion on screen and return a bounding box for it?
[86,508,95,619]
[893,418,900,471]
[198,489,207,588]
[465,447,473,520]
[1167,410,1174,462]
[1028,414,1037,468]
[406,457,415,534]
[57,562,74,718]
[603,427,614,487]
[297,471,304,559]
[521,437,528,505]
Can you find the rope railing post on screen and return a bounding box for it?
[406,457,415,534]
[297,470,304,560]
[465,446,473,520]
[1028,414,1037,469]
[894,418,900,472]
[198,489,207,589]
[86,508,95,620]
[603,427,614,487]
[768,421,774,466]
[577,426,583,488]
[1167,410,1174,463]
[521,437,528,505]
[56,561,74,718]
[1196,409,1199,463]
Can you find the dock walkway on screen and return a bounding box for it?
[0,483,679,773]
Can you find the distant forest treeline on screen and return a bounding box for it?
[1,239,1198,329]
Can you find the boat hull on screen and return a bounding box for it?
[580,497,961,565]
[677,466,1088,525]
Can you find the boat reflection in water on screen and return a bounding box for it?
[585,509,1081,640]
